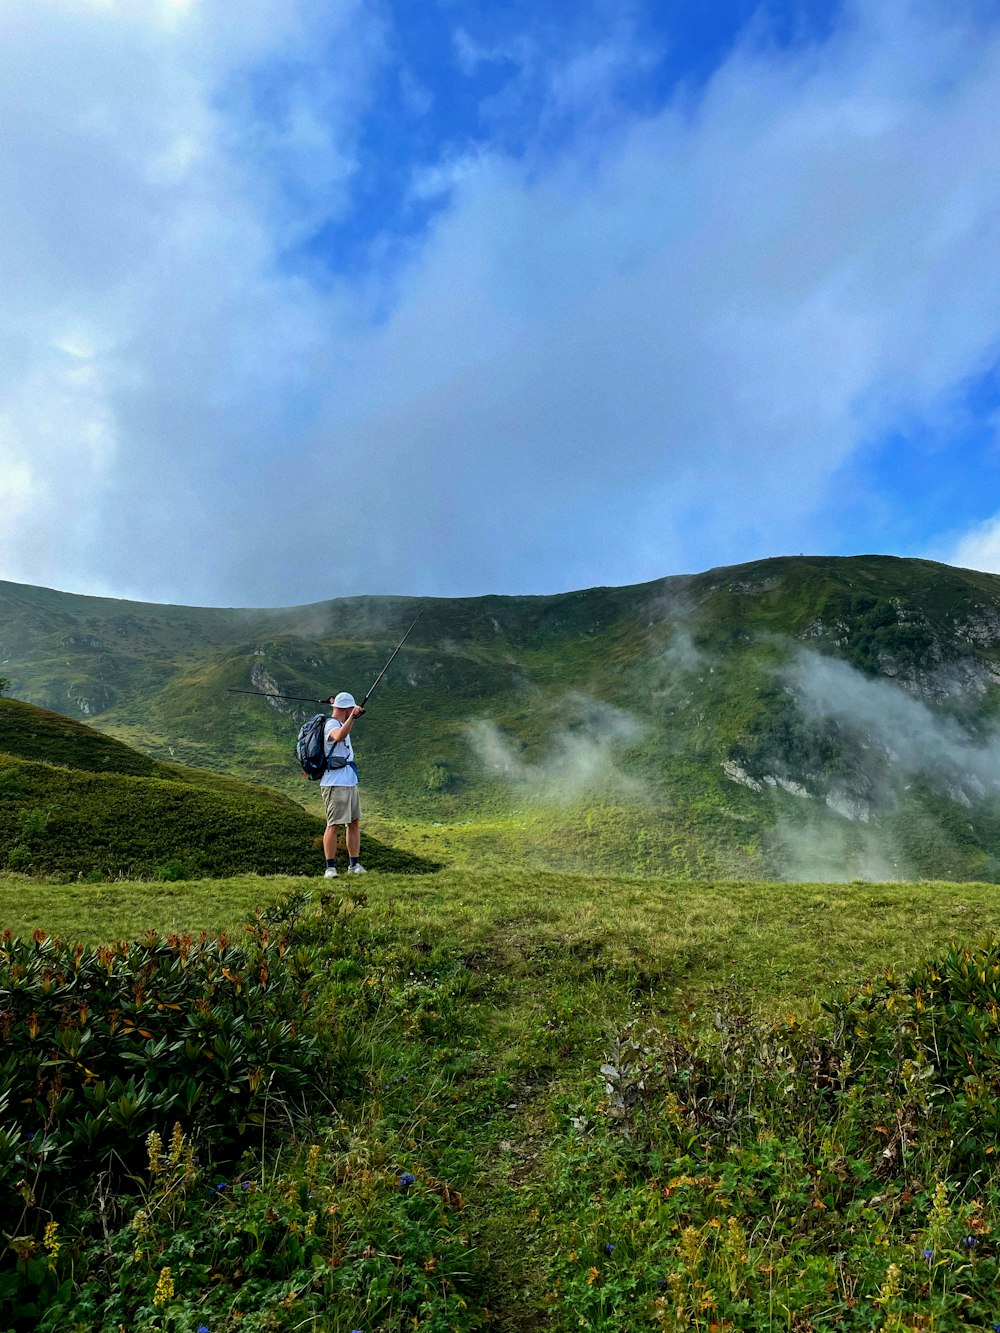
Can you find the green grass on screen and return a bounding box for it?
[0,697,437,879]
[5,868,1000,1007]
[7,868,1000,1329]
[0,872,279,940]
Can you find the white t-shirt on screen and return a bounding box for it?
[320,719,358,787]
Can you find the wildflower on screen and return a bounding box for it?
[399,1172,416,1191]
[146,1130,163,1175]
[42,1220,60,1259]
[878,1263,903,1304]
[170,1121,185,1164]
[923,1248,933,1261]
[198,1327,210,1333]
[153,1266,174,1306]
[679,1226,701,1269]
[603,1243,615,1255]
[305,1143,321,1188]
[962,1235,978,1249]
[930,1180,951,1224]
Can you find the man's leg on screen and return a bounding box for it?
[323,823,339,859]
[345,818,360,858]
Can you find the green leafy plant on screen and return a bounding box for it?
[0,912,330,1253]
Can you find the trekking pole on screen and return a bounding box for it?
[224,609,424,709]
[359,609,424,708]
[226,689,331,703]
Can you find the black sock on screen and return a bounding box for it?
[350,856,360,867]
[326,858,336,869]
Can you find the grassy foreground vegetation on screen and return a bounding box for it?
[5,869,1000,1330]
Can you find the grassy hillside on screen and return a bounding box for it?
[0,698,434,879]
[5,868,1000,1329]
[6,555,1000,879]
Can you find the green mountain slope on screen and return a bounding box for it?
[0,698,434,878]
[4,555,1000,880]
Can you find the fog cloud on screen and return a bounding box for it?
[469,693,645,803]
[760,645,1000,880]
[785,648,1000,803]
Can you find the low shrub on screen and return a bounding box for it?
[545,937,1000,1329]
[154,858,192,882]
[0,909,328,1249]
[0,891,490,1331]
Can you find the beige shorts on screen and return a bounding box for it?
[322,784,361,825]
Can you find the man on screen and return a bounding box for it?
[322,691,366,877]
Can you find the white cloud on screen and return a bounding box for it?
[943,514,1000,574]
[2,1,1000,604]
[0,0,379,599]
[295,0,1000,597]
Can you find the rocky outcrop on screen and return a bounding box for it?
[728,577,781,595]
[721,762,811,800]
[66,682,116,716]
[722,759,762,791]
[956,609,1000,647]
[883,652,1000,703]
[249,664,294,713]
[825,788,872,823]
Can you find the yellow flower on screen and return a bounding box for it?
[305,1142,321,1186]
[170,1121,185,1164]
[153,1266,174,1306]
[878,1262,903,1304]
[42,1221,60,1259]
[146,1130,163,1175]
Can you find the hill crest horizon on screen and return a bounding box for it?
[0,552,988,616]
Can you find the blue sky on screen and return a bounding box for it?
[2,0,1000,606]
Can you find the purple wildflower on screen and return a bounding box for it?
[398,1172,416,1191]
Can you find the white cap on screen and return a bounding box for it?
[332,691,356,709]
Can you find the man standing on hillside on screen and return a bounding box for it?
[322,691,366,877]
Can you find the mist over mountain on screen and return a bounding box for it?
[4,554,1000,881]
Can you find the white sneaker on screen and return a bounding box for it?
[324,866,338,878]
[348,863,367,875]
